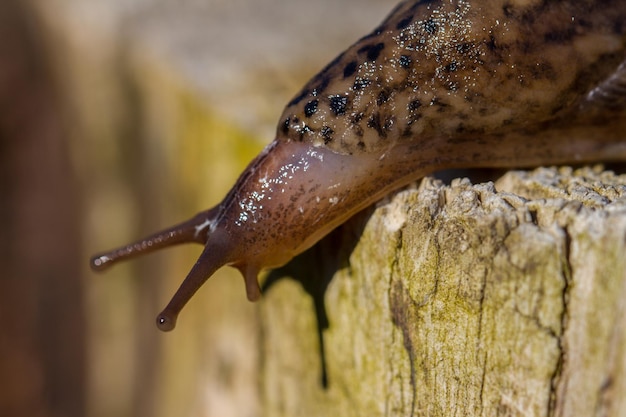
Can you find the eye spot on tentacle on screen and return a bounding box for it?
[329,95,348,115]
[304,100,319,117]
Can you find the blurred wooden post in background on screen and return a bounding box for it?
[4,0,624,416]
[0,1,85,416]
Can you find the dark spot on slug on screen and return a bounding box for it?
[352,123,364,137]
[430,97,449,111]
[447,82,459,91]
[288,89,309,106]
[304,100,319,117]
[423,18,438,35]
[352,112,365,123]
[317,51,345,78]
[307,183,321,194]
[412,0,438,10]
[445,62,458,72]
[329,95,348,115]
[485,34,497,52]
[358,44,370,54]
[358,42,385,61]
[377,89,391,106]
[502,3,515,18]
[343,61,358,78]
[320,126,334,144]
[368,42,385,61]
[353,78,371,90]
[398,55,412,68]
[289,186,306,202]
[456,42,473,54]
[281,117,290,134]
[408,99,422,111]
[313,75,331,95]
[367,112,386,138]
[407,0,423,13]
[298,124,313,141]
[407,110,422,126]
[384,116,395,132]
[396,14,414,30]
[358,27,384,42]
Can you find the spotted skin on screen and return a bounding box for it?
[91,0,626,331]
[280,0,626,154]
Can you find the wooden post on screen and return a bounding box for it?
[260,167,626,417]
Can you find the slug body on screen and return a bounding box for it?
[92,0,626,331]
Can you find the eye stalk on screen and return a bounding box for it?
[91,209,240,332]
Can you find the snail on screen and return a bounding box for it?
[91,0,626,331]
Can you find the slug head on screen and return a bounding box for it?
[89,138,371,331]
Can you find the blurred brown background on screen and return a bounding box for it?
[0,0,396,416]
[0,1,84,417]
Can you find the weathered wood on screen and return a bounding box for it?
[261,166,626,417]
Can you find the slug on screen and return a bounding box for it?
[91,0,626,331]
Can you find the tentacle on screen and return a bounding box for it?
[90,210,217,271]
[156,232,235,331]
[238,264,262,302]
